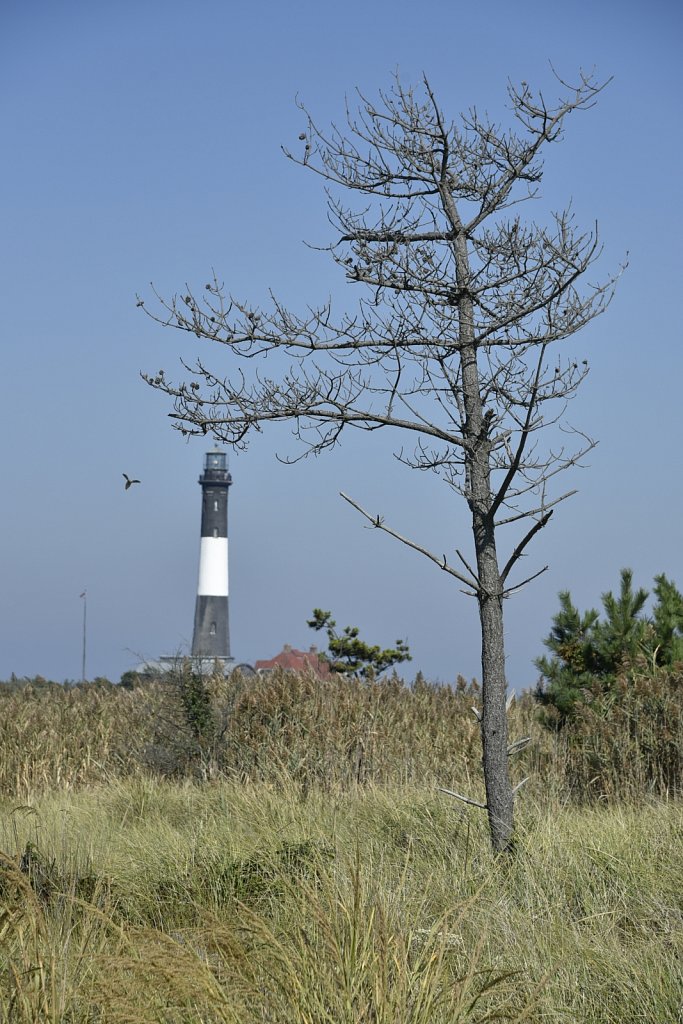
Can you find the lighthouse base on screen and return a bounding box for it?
[191,595,230,660]
[135,654,236,677]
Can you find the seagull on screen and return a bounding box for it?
[123,474,140,490]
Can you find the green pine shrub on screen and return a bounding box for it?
[535,569,683,725]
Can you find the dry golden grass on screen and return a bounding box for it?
[1,666,682,1020]
[2,664,681,803]
[1,779,682,1022]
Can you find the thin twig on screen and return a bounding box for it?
[508,736,531,756]
[455,549,480,586]
[500,510,553,584]
[494,489,577,527]
[340,492,480,591]
[502,565,549,596]
[438,787,487,810]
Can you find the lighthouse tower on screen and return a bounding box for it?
[191,450,233,664]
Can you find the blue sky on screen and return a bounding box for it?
[1,0,681,686]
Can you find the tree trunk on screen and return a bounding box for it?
[452,212,515,853]
[475,522,514,853]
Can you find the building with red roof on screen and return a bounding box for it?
[254,644,331,678]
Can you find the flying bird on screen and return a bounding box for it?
[123,474,140,490]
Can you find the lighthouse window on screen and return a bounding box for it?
[213,527,218,537]
[213,499,219,511]
[209,622,216,636]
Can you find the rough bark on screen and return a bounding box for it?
[446,176,515,849]
[477,538,513,851]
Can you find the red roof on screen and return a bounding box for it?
[254,645,331,678]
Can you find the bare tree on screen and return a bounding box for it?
[141,71,622,853]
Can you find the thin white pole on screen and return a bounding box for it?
[80,591,87,682]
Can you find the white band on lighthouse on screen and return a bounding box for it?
[197,537,229,596]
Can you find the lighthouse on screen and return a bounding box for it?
[191,449,233,664]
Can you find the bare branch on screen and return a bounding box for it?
[489,345,546,519]
[494,489,577,526]
[508,736,531,756]
[438,787,487,810]
[500,510,553,584]
[455,549,480,587]
[502,565,549,597]
[339,492,480,592]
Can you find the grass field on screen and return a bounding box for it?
[1,668,682,1022]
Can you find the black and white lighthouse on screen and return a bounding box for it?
[191,450,233,664]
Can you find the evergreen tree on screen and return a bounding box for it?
[592,569,649,670]
[651,574,683,666]
[535,569,683,726]
[307,609,411,679]
[534,592,602,722]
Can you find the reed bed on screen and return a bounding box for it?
[1,664,681,803]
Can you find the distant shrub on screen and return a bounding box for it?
[535,569,683,725]
[306,608,412,678]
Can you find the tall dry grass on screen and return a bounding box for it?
[0,679,158,796]
[556,664,683,801]
[2,664,682,803]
